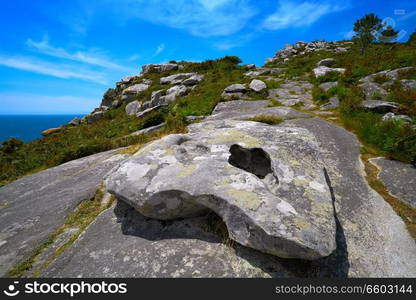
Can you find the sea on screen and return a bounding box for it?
[0,115,84,144]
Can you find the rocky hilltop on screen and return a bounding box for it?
[1,40,416,278]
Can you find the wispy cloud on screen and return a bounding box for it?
[341,30,355,40]
[0,55,107,84]
[26,36,130,71]
[397,10,416,22]
[263,1,345,30]
[115,0,257,37]
[153,43,165,56]
[214,33,256,50]
[128,54,141,61]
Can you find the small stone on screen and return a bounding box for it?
[224,84,247,93]
[125,101,141,116]
[249,79,267,92]
[319,81,338,92]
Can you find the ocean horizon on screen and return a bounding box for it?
[0,114,85,144]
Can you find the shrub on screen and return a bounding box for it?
[222,56,242,65]
[315,71,341,83]
[1,138,24,154]
[141,110,167,129]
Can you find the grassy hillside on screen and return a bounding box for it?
[267,42,416,163]
[0,57,249,186]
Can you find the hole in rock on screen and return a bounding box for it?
[228,144,274,179]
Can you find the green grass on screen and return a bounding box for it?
[315,70,342,83]
[341,110,415,162]
[0,108,167,185]
[169,58,247,116]
[264,79,283,89]
[248,115,284,125]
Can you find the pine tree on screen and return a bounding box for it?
[352,13,383,55]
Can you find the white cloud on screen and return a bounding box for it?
[397,10,416,22]
[26,36,130,71]
[153,43,165,56]
[116,0,257,37]
[214,33,256,50]
[263,1,344,30]
[197,0,230,11]
[0,55,107,85]
[341,30,355,39]
[128,54,141,61]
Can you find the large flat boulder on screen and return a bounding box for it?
[107,120,336,260]
[284,118,416,277]
[0,149,129,276]
[206,100,310,121]
[370,158,416,209]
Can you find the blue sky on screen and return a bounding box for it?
[0,0,415,114]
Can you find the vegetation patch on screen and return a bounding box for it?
[248,115,284,125]
[7,186,114,277]
[203,212,235,248]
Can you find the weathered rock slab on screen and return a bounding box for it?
[381,112,412,123]
[370,158,416,209]
[358,82,388,100]
[141,63,178,75]
[160,73,195,85]
[0,149,129,276]
[313,66,345,78]
[206,100,310,121]
[360,100,398,113]
[107,120,337,260]
[320,97,339,110]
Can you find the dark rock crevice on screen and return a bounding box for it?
[228,144,276,181]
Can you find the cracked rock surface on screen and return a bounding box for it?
[107,119,337,260]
